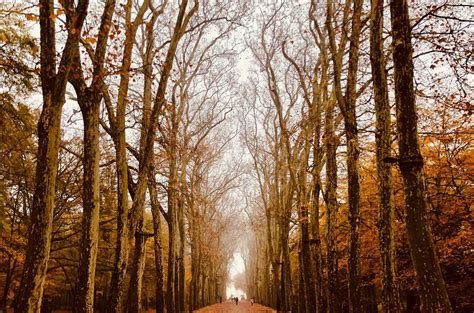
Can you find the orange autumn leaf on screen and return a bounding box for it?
[25,13,38,21]
[85,36,97,44]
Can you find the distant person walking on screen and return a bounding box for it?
[235,297,239,305]
[250,297,255,306]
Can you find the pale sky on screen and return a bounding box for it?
[226,252,246,299]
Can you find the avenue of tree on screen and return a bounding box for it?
[0,0,472,313]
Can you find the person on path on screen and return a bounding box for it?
[235,297,239,305]
[250,297,255,306]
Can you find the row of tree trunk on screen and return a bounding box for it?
[14,0,238,312]
[243,0,453,312]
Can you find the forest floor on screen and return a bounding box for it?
[193,300,276,313]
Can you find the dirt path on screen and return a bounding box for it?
[193,300,276,313]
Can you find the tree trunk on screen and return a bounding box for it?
[127,225,148,313]
[313,40,328,313]
[369,0,402,311]
[190,240,199,310]
[344,1,363,311]
[311,179,323,313]
[166,127,178,313]
[297,252,306,313]
[1,257,16,309]
[325,99,338,313]
[109,2,197,310]
[326,0,363,309]
[108,3,135,308]
[15,53,61,313]
[15,1,88,311]
[282,231,293,312]
[73,0,116,309]
[166,219,176,313]
[389,0,453,311]
[108,2,151,310]
[178,196,186,312]
[174,249,180,310]
[75,95,101,313]
[300,196,316,313]
[149,182,165,313]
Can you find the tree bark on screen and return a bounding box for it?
[127,224,148,313]
[369,0,402,311]
[74,94,101,313]
[324,98,338,313]
[107,0,147,307]
[166,129,178,313]
[344,1,363,311]
[149,180,165,313]
[299,163,316,313]
[178,196,186,312]
[325,0,363,309]
[389,0,453,311]
[73,1,116,310]
[15,1,88,311]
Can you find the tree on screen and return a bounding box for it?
[105,1,152,311]
[15,1,89,311]
[389,0,453,311]
[121,2,198,312]
[369,0,402,311]
[66,1,116,311]
[326,0,364,310]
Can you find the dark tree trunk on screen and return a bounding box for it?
[324,99,338,313]
[389,0,453,312]
[1,257,16,309]
[300,202,316,313]
[326,0,363,309]
[127,227,148,313]
[166,219,176,313]
[369,0,402,311]
[166,142,178,313]
[149,182,165,313]
[344,1,364,311]
[297,253,306,313]
[178,197,185,312]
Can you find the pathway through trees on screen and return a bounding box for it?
[1,0,472,312]
[193,301,276,313]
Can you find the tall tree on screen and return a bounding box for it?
[106,1,151,311]
[326,0,364,310]
[126,4,167,312]
[369,0,402,311]
[324,96,339,313]
[389,0,453,311]
[67,1,116,311]
[15,1,89,311]
[120,2,198,312]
